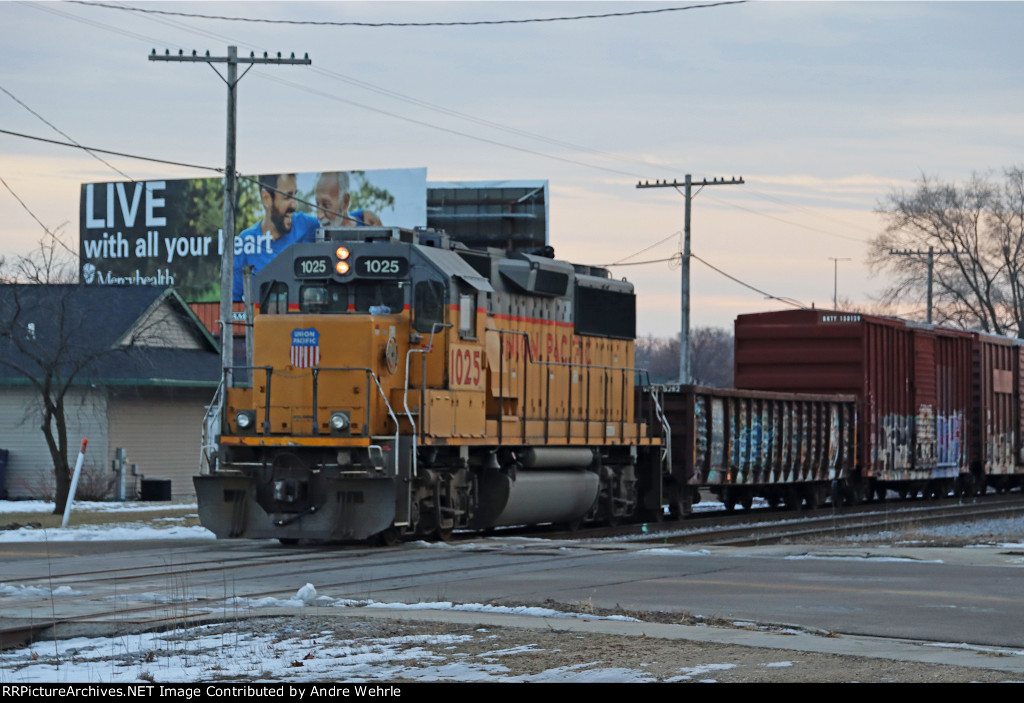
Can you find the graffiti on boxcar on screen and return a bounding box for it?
[876,414,913,478]
[916,405,937,469]
[707,398,725,483]
[935,412,963,470]
[987,426,1015,475]
[694,395,708,482]
[828,406,840,472]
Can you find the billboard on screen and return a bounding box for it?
[426,180,547,252]
[79,168,427,302]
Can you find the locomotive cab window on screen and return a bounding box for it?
[354,281,405,315]
[414,280,446,333]
[258,281,288,314]
[300,282,348,313]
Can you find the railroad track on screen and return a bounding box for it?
[2,492,1022,650]
[546,493,1024,546]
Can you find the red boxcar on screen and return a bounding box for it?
[972,332,1024,491]
[734,310,972,496]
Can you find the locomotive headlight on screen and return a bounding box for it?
[335,246,350,260]
[335,260,350,275]
[235,410,256,434]
[330,411,351,435]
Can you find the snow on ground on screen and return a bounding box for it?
[0,500,214,542]
[4,500,1024,682]
[0,500,198,514]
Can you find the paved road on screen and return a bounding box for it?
[2,538,1023,650]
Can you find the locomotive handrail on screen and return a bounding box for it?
[201,376,225,474]
[308,366,402,451]
[402,322,452,477]
[223,365,401,453]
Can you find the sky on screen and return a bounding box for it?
[1,1,1022,336]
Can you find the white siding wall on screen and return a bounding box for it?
[107,389,212,499]
[0,386,109,499]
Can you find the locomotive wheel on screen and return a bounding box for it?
[434,527,454,542]
[278,538,299,546]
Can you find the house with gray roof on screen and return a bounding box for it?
[0,284,220,500]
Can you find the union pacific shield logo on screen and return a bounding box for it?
[290,328,320,368]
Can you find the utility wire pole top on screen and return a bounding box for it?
[150,49,311,65]
[636,174,745,384]
[148,45,311,394]
[636,177,745,189]
[888,247,963,325]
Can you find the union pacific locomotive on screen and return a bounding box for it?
[195,227,678,543]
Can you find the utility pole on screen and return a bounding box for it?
[637,175,744,383]
[888,246,961,324]
[828,257,851,311]
[149,47,310,385]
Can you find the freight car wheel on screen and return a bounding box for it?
[740,491,754,511]
[375,527,401,547]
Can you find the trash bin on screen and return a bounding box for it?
[140,478,172,501]
[0,449,8,500]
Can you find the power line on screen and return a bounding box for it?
[691,253,807,309]
[0,84,133,181]
[41,1,673,179]
[608,230,682,265]
[743,184,881,236]
[258,73,641,178]
[602,254,681,267]
[0,127,368,226]
[0,128,225,173]
[73,1,748,28]
[0,177,79,260]
[702,192,870,244]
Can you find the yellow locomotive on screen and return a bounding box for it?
[195,227,673,544]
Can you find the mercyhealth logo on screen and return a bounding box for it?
[83,268,176,285]
[290,328,321,368]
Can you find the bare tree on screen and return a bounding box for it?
[869,167,1024,337]
[635,335,679,384]
[690,326,734,388]
[635,327,734,388]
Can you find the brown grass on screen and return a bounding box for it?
[0,504,200,530]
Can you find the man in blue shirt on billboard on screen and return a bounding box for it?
[233,173,319,302]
